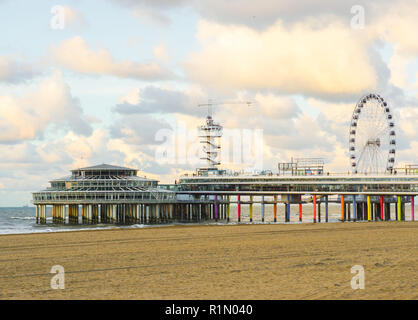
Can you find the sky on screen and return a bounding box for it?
[0,0,418,206]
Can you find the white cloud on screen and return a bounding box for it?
[153,44,169,62]
[110,0,189,26]
[0,72,92,144]
[51,36,174,80]
[61,5,88,29]
[374,2,418,56]
[184,20,377,99]
[0,56,40,83]
[118,88,141,104]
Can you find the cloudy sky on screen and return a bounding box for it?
[0,0,417,206]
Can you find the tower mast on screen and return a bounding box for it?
[197,100,252,174]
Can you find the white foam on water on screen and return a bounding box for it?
[10,216,36,220]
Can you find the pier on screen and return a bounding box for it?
[32,94,418,225]
[33,164,418,225]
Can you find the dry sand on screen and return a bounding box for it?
[0,222,417,300]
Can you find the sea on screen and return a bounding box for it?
[0,203,416,235]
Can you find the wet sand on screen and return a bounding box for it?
[0,222,417,299]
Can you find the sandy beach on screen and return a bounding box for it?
[0,222,417,300]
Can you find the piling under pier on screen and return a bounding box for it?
[34,195,415,225]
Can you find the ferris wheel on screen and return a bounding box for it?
[349,93,396,174]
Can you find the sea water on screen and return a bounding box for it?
[0,203,416,235]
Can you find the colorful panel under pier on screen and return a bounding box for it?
[273,195,277,222]
[299,195,302,222]
[380,196,384,220]
[352,195,356,221]
[398,196,402,221]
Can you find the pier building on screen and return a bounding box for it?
[32,164,219,225]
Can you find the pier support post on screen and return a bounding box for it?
[261,195,265,222]
[367,195,371,222]
[273,195,277,222]
[286,202,290,222]
[380,196,384,221]
[313,195,317,223]
[86,204,93,224]
[249,195,253,222]
[39,205,43,224]
[214,195,218,221]
[111,204,115,223]
[286,195,290,222]
[36,205,39,224]
[341,195,345,222]
[347,202,351,221]
[237,195,241,222]
[227,195,230,222]
[325,195,329,223]
[318,199,321,223]
[299,195,302,222]
[412,196,415,221]
[93,205,98,224]
[352,195,357,222]
[385,202,390,221]
[397,196,402,221]
[363,202,367,221]
[100,204,104,223]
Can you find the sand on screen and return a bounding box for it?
[0,222,417,300]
